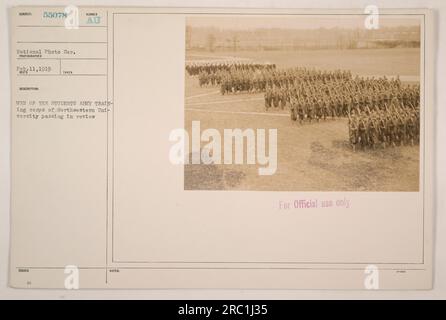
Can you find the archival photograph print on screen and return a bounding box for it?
[184,14,422,191]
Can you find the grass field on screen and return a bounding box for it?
[184,48,420,191]
[186,48,420,77]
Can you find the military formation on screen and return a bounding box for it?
[219,68,351,95]
[277,74,420,150]
[348,104,419,151]
[186,61,421,151]
[186,60,275,76]
[186,60,276,87]
[272,75,419,119]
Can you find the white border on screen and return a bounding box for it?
[0,0,444,299]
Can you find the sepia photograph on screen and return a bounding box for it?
[184,14,422,191]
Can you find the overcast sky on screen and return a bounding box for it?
[187,15,421,30]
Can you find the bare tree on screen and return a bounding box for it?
[186,25,192,50]
[207,33,216,52]
[232,34,239,51]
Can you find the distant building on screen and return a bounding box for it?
[186,26,420,51]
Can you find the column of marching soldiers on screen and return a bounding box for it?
[186,61,420,151]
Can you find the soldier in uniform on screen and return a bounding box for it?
[297,98,305,124]
[314,99,321,122]
[280,87,287,110]
[348,114,358,151]
[368,114,379,149]
[306,97,314,123]
[289,96,298,121]
[358,115,367,150]
[273,86,280,109]
[322,98,330,121]
[406,112,416,146]
[377,111,387,148]
[386,113,396,147]
[396,114,407,146]
[264,87,272,110]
